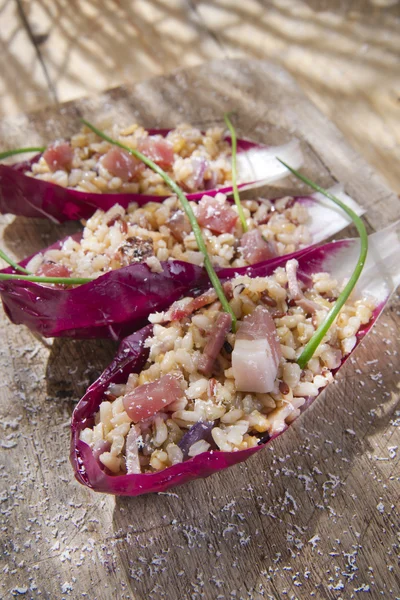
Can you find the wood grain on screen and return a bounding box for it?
[1,0,399,195]
[0,59,399,600]
[0,0,53,115]
[195,0,400,193]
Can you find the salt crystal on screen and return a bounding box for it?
[12,588,28,595]
[328,580,345,591]
[308,534,320,549]
[354,583,370,592]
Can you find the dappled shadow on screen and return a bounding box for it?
[2,215,79,260]
[0,0,54,115]
[192,0,400,190]
[45,337,116,402]
[2,0,399,190]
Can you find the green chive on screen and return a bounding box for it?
[0,248,31,275]
[0,273,92,285]
[224,113,248,233]
[81,118,237,330]
[0,147,46,160]
[276,159,368,369]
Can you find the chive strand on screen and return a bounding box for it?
[0,273,92,285]
[276,159,368,369]
[81,118,237,330]
[0,248,31,275]
[0,147,46,160]
[224,113,248,232]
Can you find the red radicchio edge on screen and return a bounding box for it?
[70,225,400,495]
[0,187,363,339]
[0,237,308,339]
[0,131,302,223]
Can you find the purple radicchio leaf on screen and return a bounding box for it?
[0,187,363,339]
[0,132,302,222]
[178,421,215,459]
[70,223,400,495]
[0,239,208,339]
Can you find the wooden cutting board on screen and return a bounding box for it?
[0,59,399,600]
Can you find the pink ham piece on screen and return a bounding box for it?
[36,262,71,278]
[232,306,282,393]
[125,425,141,475]
[137,137,174,170]
[168,288,218,321]
[239,229,277,264]
[190,157,207,189]
[286,259,322,314]
[123,373,184,423]
[167,283,233,322]
[43,141,74,172]
[166,210,191,243]
[196,196,238,234]
[101,147,144,182]
[204,169,218,190]
[296,297,323,315]
[286,259,303,300]
[198,312,232,376]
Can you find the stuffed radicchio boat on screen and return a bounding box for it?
[0,121,303,222]
[70,224,400,495]
[0,186,362,339]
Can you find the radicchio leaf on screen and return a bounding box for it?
[0,188,364,339]
[178,421,215,458]
[0,134,302,222]
[70,224,400,495]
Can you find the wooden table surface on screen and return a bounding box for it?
[1,0,400,194]
[0,3,399,600]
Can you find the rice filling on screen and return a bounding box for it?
[26,123,233,196]
[27,194,312,278]
[79,265,374,475]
